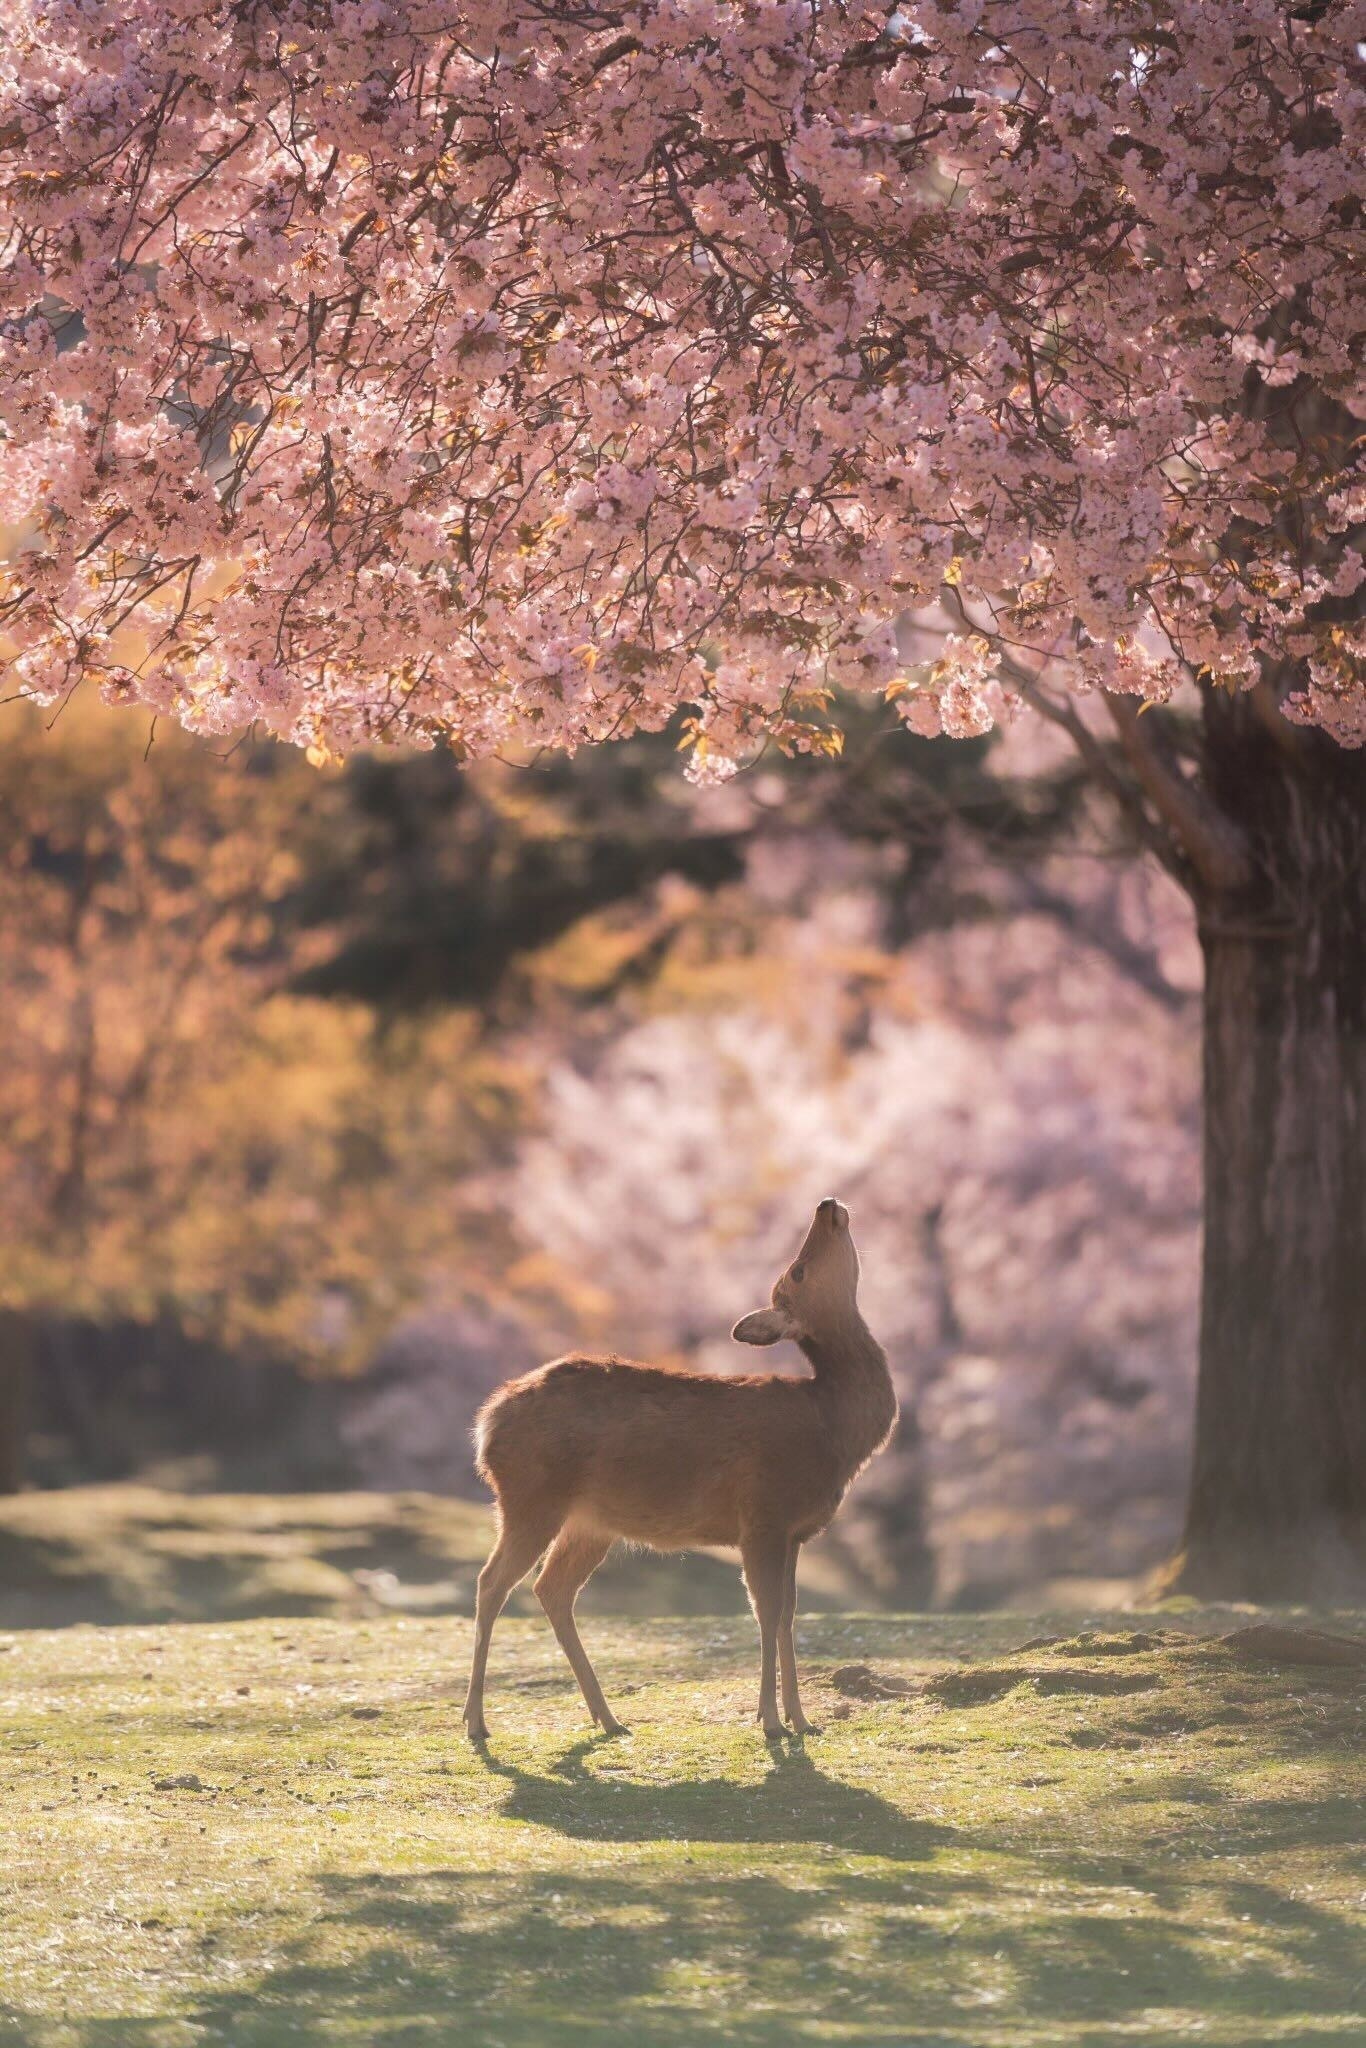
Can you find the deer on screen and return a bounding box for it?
[462,1197,897,1741]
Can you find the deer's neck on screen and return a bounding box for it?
[800,1314,898,1474]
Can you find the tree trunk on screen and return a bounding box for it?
[1174,693,1366,1598]
[0,1311,34,1494]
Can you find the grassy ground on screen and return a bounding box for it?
[1,1609,1362,2046]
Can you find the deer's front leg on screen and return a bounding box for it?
[778,1538,816,1734]
[740,1529,788,1738]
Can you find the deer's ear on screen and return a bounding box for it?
[731,1307,796,1347]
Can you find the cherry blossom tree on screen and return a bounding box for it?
[2,0,1364,1592]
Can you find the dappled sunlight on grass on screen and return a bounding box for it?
[0,1612,1361,2045]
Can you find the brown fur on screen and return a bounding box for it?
[462,1198,897,1739]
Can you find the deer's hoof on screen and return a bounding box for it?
[761,1719,785,1741]
[787,1716,819,1737]
[462,1711,489,1744]
[598,1716,629,1738]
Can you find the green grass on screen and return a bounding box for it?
[1,1611,1362,2046]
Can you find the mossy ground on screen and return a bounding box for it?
[1,1610,1362,2046]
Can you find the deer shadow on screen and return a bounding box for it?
[473,1730,954,1863]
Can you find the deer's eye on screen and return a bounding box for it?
[791,1263,806,1283]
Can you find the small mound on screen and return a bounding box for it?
[923,1668,1025,1706]
[1034,1667,1159,1696]
[1048,1631,1170,1657]
[1213,1625,1366,1670]
[828,1662,914,1700]
[924,1665,1161,1708]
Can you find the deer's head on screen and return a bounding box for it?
[732,1197,861,1350]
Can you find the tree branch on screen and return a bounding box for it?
[1103,693,1251,895]
[995,655,1194,888]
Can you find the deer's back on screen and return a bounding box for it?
[475,1355,849,1546]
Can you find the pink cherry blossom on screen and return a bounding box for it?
[0,2,1362,765]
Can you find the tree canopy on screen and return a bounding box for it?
[3,1,1363,771]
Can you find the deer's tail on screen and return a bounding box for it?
[472,1371,552,1492]
[472,1392,504,1489]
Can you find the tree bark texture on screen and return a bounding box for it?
[1176,692,1366,1597]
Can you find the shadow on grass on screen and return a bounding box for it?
[478,1733,953,1859]
[145,1745,1366,2048]
[7,1739,1361,2048]
[172,1879,1363,2048]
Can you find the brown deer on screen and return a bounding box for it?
[462,1197,897,1740]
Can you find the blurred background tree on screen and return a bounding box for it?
[0,690,1200,1611]
[0,704,538,1478]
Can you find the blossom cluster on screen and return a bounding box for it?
[2,0,1364,767]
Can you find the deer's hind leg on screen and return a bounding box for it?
[534,1524,625,1735]
[463,1503,562,1742]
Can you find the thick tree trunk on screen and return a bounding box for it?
[1173,694,1366,1598]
